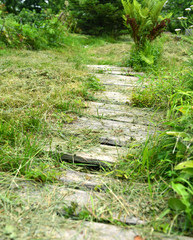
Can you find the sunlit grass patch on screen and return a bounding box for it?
[0,41,104,180]
[86,41,132,66]
[130,34,193,109]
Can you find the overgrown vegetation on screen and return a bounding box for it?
[0,6,69,49]
[0,35,105,181]
[0,0,193,238]
[164,0,193,32]
[117,33,193,236]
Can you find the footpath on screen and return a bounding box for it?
[8,65,192,240]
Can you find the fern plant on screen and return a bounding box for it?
[122,0,171,48]
[122,0,171,68]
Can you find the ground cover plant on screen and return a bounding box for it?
[0,34,106,181]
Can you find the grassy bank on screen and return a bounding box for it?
[113,34,193,235]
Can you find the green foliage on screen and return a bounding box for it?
[166,84,193,233]
[125,39,163,71]
[0,9,68,49]
[0,0,65,13]
[84,75,104,91]
[163,0,193,32]
[68,0,125,36]
[121,0,171,47]
[121,0,171,70]
[127,42,193,233]
[0,0,20,14]
[0,110,56,182]
[113,132,188,181]
[184,47,193,90]
[168,161,193,233]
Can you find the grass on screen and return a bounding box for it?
[0,32,193,238]
[114,34,193,235]
[0,35,105,180]
[0,172,171,239]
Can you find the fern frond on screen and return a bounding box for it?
[121,0,171,46]
[148,0,168,25]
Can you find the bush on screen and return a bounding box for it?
[68,0,125,36]
[0,9,67,49]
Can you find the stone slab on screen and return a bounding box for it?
[29,220,140,240]
[87,64,130,72]
[55,221,193,240]
[103,70,144,76]
[95,73,139,87]
[16,181,145,227]
[57,187,145,225]
[86,102,157,126]
[9,180,193,240]
[99,136,131,146]
[86,101,155,118]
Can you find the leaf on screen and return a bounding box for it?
[168,198,186,211]
[140,53,154,65]
[172,182,189,199]
[175,161,193,170]
[156,208,170,220]
[166,131,189,138]
[180,168,193,176]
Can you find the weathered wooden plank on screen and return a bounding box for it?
[87,65,144,76]
[94,91,131,104]
[58,170,106,190]
[46,143,126,166]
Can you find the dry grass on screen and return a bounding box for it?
[0,174,168,239]
[0,49,90,112]
[86,42,132,65]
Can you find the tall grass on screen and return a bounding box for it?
[115,35,193,235]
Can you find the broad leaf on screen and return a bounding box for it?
[171,182,189,199]
[175,161,193,170]
[168,198,186,211]
[166,131,189,138]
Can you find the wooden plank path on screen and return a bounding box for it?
[46,65,160,166]
[9,65,192,240]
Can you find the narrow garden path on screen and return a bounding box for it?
[10,65,192,240]
[49,65,158,166]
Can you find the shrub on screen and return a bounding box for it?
[0,9,67,49]
[125,39,163,71]
[0,0,66,14]
[68,0,125,36]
